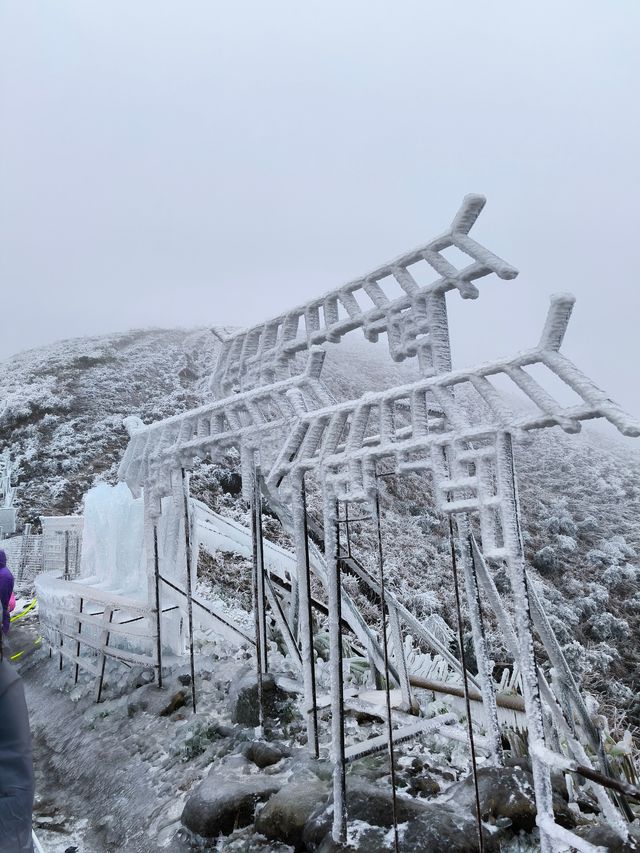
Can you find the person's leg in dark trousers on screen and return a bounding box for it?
[0,659,35,853]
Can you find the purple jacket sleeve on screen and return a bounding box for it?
[0,568,15,633]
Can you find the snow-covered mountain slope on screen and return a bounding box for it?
[2,328,640,725]
[0,327,219,520]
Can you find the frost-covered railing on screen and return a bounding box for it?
[119,348,330,507]
[269,295,640,511]
[211,194,518,396]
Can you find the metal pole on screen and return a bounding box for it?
[64,530,70,581]
[448,516,485,853]
[456,513,503,766]
[181,468,197,713]
[251,467,265,733]
[74,597,83,685]
[294,474,319,756]
[344,500,352,558]
[96,610,114,703]
[254,472,268,674]
[325,491,346,844]
[373,482,399,853]
[153,523,163,689]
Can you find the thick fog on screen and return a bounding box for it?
[1,2,638,419]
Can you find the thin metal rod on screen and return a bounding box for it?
[373,481,399,853]
[64,530,70,581]
[251,468,265,732]
[74,597,83,685]
[344,501,352,557]
[448,516,485,853]
[96,610,114,703]
[153,523,163,689]
[181,468,197,713]
[301,476,319,757]
[255,473,269,673]
[326,493,347,844]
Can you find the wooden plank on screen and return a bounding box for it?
[41,620,155,661]
[345,713,457,761]
[49,641,99,676]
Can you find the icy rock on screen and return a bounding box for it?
[314,804,503,853]
[572,824,639,852]
[134,668,155,688]
[159,690,187,717]
[445,766,575,831]
[229,671,292,727]
[255,778,329,850]
[407,772,441,797]
[302,778,428,850]
[402,804,504,852]
[243,740,287,769]
[181,773,280,837]
[126,684,172,718]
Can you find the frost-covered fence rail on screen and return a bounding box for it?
[1,531,43,584]
[41,516,83,578]
[211,194,517,397]
[36,572,160,700]
[269,295,640,503]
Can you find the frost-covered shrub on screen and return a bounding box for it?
[533,545,557,576]
[585,612,629,642]
[577,516,599,538]
[410,590,441,618]
[602,565,639,595]
[607,681,634,707]
[492,567,511,594]
[547,512,577,537]
[556,535,577,553]
[586,549,609,567]
[546,614,573,646]
[561,641,590,679]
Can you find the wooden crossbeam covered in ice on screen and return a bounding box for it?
[268,295,640,509]
[118,348,330,505]
[211,194,518,397]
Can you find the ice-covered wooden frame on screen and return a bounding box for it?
[112,196,640,852]
[210,194,517,397]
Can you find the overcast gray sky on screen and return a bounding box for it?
[1,2,639,421]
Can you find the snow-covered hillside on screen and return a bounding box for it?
[2,328,640,729]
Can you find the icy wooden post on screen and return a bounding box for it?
[323,490,347,844]
[291,473,319,755]
[495,432,554,853]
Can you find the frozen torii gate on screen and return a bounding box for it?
[118,195,640,852]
